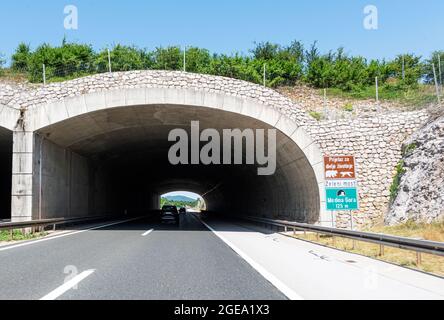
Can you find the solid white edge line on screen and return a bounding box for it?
[0,217,142,252]
[195,215,304,301]
[142,229,154,237]
[40,269,96,300]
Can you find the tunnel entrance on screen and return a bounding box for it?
[0,127,12,221]
[34,104,320,222]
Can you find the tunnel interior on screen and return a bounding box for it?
[34,104,320,223]
[0,126,12,220]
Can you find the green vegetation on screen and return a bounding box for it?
[309,111,322,121]
[388,143,418,203]
[0,53,5,76]
[389,160,407,202]
[324,83,437,107]
[2,40,443,106]
[292,220,444,276]
[160,197,200,209]
[343,103,354,112]
[369,220,444,242]
[0,230,47,242]
[424,51,444,84]
[402,143,418,156]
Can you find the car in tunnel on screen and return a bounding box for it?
[179,207,187,214]
[160,205,180,224]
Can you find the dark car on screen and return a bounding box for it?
[179,207,187,214]
[160,205,179,224]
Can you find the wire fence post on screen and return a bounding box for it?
[350,211,353,231]
[263,63,266,87]
[375,76,379,112]
[402,55,405,81]
[432,63,441,104]
[42,64,46,85]
[107,48,112,73]
[323,88,328,120]
[183,46,186,72]
[438,55,442,94]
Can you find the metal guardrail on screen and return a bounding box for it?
[0,216,116,240]
[240,216,444,264]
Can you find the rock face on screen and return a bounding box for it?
[386,114,444,225]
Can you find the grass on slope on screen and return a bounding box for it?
[0,230,47,242]
[0,68,29,83]
[323,84,438,109]
[291,221,444,277]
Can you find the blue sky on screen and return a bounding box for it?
[1,0,443,63]
[163,191,202,200]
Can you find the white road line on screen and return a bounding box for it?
[193,215,304,301]
[40,269,95,300]
[142,229,154,237]
[0,217,142,252]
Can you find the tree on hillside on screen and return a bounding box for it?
[25,41,96,82]
[423,51,444,85]
[282,40,305,65]
[387,54,423,86]
[152,46,182,70]
[183,47,211,73]
[0,53,5,76]
[11,43,31,71]
[304,41,320,67]
[251,41,280,60]
[6,38,439,95]
[250,40,305,86]
[366,59,390,84]
[96,45,152,72]
[208,54,261,84]
[305,51,334,88]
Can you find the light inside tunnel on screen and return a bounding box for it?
[160,191,206,210]
[33,104,320,223]
[0,126,12,220]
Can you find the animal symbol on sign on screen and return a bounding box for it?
[340,172,354,178]
[326,170,338,178]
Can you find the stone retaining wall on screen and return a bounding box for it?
[310,111,429,227]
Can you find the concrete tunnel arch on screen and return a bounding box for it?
[12,74,327,223]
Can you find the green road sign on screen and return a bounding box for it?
[326,188,359,211]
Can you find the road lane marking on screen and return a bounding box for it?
[142,229,154,237]
[0,217,143,252]
[192,214,304,301]
[40,269,95,300]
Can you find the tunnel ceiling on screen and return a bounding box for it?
[38,105,275,158]
[36,104,320,222]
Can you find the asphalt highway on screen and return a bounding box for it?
[0,214,287,300]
